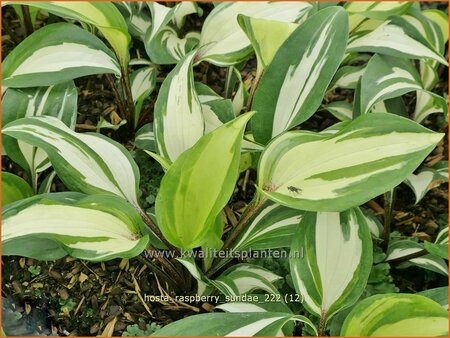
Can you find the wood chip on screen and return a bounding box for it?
[100,317,117,337]
[91,295,98,310]
[48,270,63,281]
[58,288,70,301]
[132,275,153,317]
[66,275,78,289]
[119,259,129,271]
[201,303,215,312]
[12,280,22,294]
[412,231,432,241]
[89,323,100,335]
[31,283,44,289]
[79,272,89,285]
[123,312,133,322]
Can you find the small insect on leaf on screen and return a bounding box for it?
[287,186,302,195]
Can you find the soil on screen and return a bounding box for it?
[2,3,449,336]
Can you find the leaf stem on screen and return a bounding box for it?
[245,69,264,112]
[224,66,235,98]
[222,198,265,251]
[21,5,34,36]
[136,255,180,292]
[318,310,327,336]
[382,189,396,252]
[31,173,38,194]
[120,66,136,131]
[136,212,185,290]
[106,74,127,121]
[137,207,181,256]
[206,197,266,278]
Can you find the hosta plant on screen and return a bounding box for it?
[2,1,448,337]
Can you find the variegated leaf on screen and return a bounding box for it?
[176,257,212,296]
[405,9,449,110]
[233,200,304,251]
[155,113,254,249]
[130,66,156,128]
[114,2,151,42]
[147,27,200,65]
[413,90,448,123]
[237,15,298,79]
[146,2,177,44]
[408,255,449,275]
[215,298,299,336]
[196,82,261,152]
[403,9,447,73]
[2,172,33,206]
[360,54,422,114]
[154,51,204,162]
[347,19,448,65]
[222,67,248,115]
[38,171,57,195]
[177,259,281,300]
[330,65,366,90]
[143,150,172,171]
[251,7,348,144]
[419,60,439,91]
[347,1,413,19]
[341,294,448,336]
[231,67,247,115]
[323,101,353,121]
[360,209,383,238]
[435,227,449,245]
[5,1,131,65]
[2,82,77,190]
[197,2,312,66]
[346,1,413,30]
[196,82,223,103]
[290,208,373,320]
[257,113,444,212]
[212,264,282,298]
[216,294,293,314]
[172,2,203,30]
[95,116,127,131]
[386,240,423,261]
[3,116,141,207]
[152,312,317,336]
[423,9,449,43]
[404,161,448,204]
[145,2,200,65]
[131,67,156,104]
[2,194,149,262]
[129,58,153,67]
[400,10,447,129]
[386,240,448,276]
[351,18,384,35]
[370,97,409,117]
[134,123,156,152]
[2,23,120,88]
[196,82,236,134]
